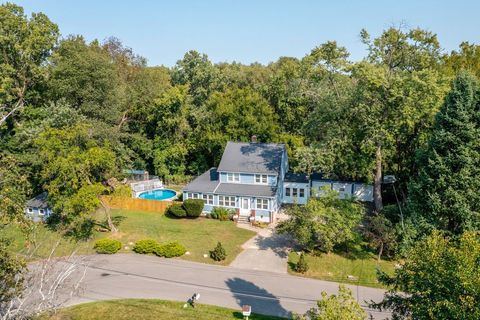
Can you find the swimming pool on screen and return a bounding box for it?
[138,189,177,201]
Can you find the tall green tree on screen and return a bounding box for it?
[0,3,58,128]
[277,189,364,253]
[373,231,480,320]
[35,124,116,226]
[408,72,480,234]
[171,50,218,106]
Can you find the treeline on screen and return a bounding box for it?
[1,3,480,225]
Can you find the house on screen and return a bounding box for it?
[183,140,287,223]
[25,192,52,222]
[183,139,374,224]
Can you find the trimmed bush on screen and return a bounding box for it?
[295,253,309,273]
[210,207,234,221]
[133,239,160,254]
[155,241,186,258]
[94,238,122,254]
[183,199,204,218]
[210,242,227,261]
[167,203,187,218]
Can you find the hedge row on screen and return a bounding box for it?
[133,239,186,258]
[167,199,204,218]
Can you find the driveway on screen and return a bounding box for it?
[60,254,389,319]
[229,225,292,274]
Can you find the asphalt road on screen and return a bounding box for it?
[65,254,390,319]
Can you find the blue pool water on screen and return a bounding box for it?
[138,189,177,201]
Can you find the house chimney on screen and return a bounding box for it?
[251,135,257,143]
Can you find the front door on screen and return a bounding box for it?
[240,197,250,216]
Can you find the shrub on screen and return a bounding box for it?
[295,253,309,273]
[182,199,204,218]
[94,238,122,254]
[155,241,186,258]
[210,207,234,221]
[133,239,160,254]
[167,203,187,218]
[210,242,227,261]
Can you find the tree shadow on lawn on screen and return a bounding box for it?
[225,277,291,319]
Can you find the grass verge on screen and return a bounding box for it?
[39,299,285,320]
[288,251,396,288]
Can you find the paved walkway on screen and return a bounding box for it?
[229,224,292,274]
[63,254,389,319]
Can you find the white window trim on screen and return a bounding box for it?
[203,194,214,205]
[285,187,291,197]
[299,188,305,198]
[227,172,240,183]
[28,207,33,213]
[256,198,269,210]
[218,195,236,207]
[255,174,268,184]
[39,209,45,215]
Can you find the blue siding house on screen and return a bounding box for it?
[183,139,374,224]
[25,192,52,222]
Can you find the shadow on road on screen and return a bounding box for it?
[225,277,290,318]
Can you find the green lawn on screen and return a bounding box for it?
[288,251,396,288]
[40,299,285,320]
[5,209,255,265]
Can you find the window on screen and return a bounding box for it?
[39,209,45,215]
[256,198,269,210]
[218,195,236,207]
[28,208,33,213]
[300,188,305,197]
[203,194,214,205]
[187,193,199,199]
[255,174,268,184]
[285,187,291,197]
[227,173,240,183]
[293,188,298,197]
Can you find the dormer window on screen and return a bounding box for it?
[227,173,240,183]
[255,174,268,184]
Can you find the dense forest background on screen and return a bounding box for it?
[2,3,480,218]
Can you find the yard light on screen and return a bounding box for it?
[242,305,252,320]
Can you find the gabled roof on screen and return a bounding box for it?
[217,142,286,175]
[26,192,50,209]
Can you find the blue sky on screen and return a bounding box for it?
[10,0,480,66]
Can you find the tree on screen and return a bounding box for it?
[0,239,26,320]
[408,72,480,235]
[277,189,364,253]
[48,36,123,124]
[35,124,116,229]
[295,253,309,273]
[372,231,480,320]
[295,285,366,320]
[363,214,397,260]
[0,3,58,128]
[171,50,218,106]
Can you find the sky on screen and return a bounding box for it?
[9,0,480,67]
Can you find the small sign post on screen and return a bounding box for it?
[242,305,252,320]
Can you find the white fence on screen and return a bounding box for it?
[130,178,163,196]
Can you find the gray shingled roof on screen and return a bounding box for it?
[217,142,285,175]
[215,183,277,197]
[26,192,50,208]
[183,168,219,193]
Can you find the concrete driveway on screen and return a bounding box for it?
[62,254,389,319]
[229,225,292,274]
